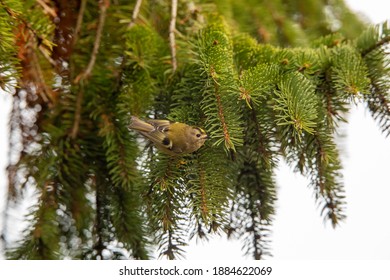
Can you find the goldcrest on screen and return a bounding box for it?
[129,116,208,156]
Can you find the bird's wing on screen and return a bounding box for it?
[138,130,170,146]
[129,116,155,133]
[129,117,175,152]
[145,119,172,132]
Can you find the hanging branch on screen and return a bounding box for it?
[73,0,87,46]
[169,0,178,72]
[128,0,143,28]
[94,178,105,259]
[366,82,390,137]
[74,0,109,83]
[356,23,390,136]
[72,0,109,138]
[112,0,143,89]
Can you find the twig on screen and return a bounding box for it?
[114,0,142,89]
[36,0,57,18]
[169,0,178,72]
[38,45,56,66]
[94,175,105,259]
[70,85,84,139]
[128,0,143,28]
[73,0,87,46]
[31,44,54,103]
[72,0,109,139]
[74,0,109,83]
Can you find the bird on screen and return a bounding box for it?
[128,116,208,156]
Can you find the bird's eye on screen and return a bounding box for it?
[196,133,201,138]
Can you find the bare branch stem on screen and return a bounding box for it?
[70,86,84,139]
[73,0,87,46]
[169,0,178,72]
[36,0,57,18]
[74,0,109,83]
[72,0,109,139]
[128,0,143,28]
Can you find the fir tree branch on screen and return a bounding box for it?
[2,1,54,66]
[147,156,188,259]
[198,165,209,219]
[234,155,276,259]
[8,183,60,259]
[361,35,390,57]
[164,230,175,260]
[358,23,390,136]
[110,185,149,259]
[249,102,272,165]
[101,111,139,190]
[309,132,346,227]
[94,178,105,259]
[169,0,178,72]
[198,23,244,152]
[366,82,390,137]
[6,0,390,261]
[1,1,41,41]
[249,210,262,260]
[128,0,142,28]
[115,0,143,88]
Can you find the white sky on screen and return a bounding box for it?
[0,0,389,260]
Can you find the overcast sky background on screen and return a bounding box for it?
[0,0,389,260]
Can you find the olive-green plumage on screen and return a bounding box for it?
[129,116,208,156]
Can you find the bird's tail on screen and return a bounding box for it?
[128,116,154,133]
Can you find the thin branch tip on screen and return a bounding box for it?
[128,0,143,28]
[169,0,178,72]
